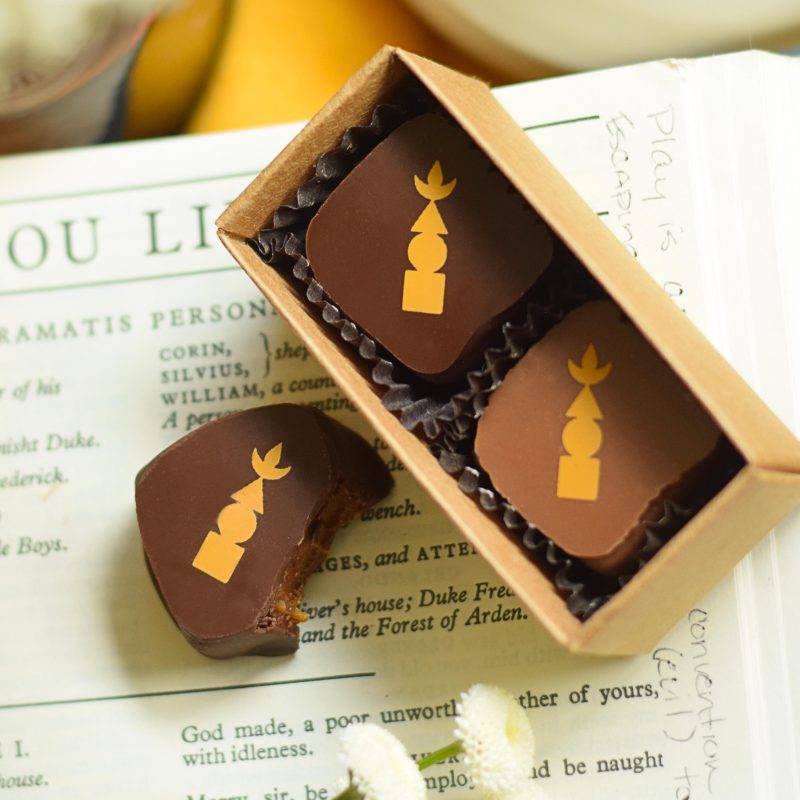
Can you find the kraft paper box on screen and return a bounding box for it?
[216,47,800,655]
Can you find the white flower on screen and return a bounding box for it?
[454,684,535,795]
[339,722,426,800]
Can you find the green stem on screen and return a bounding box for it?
[332,741,464,799]
[416,741,464,771]
[331,785,362,800]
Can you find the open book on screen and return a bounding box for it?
[1,50,798,799]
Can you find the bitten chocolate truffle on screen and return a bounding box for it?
[135,404,392,658]
[475,300,721,575]
[305,113,554,384]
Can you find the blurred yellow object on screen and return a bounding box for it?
[187,0,510,133]
[125,0,230,139]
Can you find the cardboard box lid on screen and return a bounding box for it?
[218,45,800,476]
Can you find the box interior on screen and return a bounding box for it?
[238,56,746,609]
[218,47,800,653]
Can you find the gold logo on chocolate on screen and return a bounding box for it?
[402,160,457,315]
[192,444,291,583]
[557,344,612,501]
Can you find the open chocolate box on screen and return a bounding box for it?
[217,47,800,655]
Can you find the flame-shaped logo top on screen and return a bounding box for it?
[413,160,457,201]
[252,443,292,481]
[567,344,613,387]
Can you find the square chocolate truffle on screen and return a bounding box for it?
[305,113,554,384]
[136,405,392,657]
[475,300,722,575]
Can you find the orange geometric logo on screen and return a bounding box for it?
[402,160,457,315]
[557,344,612,501]
[192,444,291,583]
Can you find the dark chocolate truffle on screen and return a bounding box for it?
[135,404,392,658]
[475,300,721,575]
[305,113,554,384]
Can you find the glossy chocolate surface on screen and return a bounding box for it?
[136,404,392,657]
[475,300,721,574]
[305,113,554,384]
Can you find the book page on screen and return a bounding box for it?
[682,51,800,795]
[1,56,792,799]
